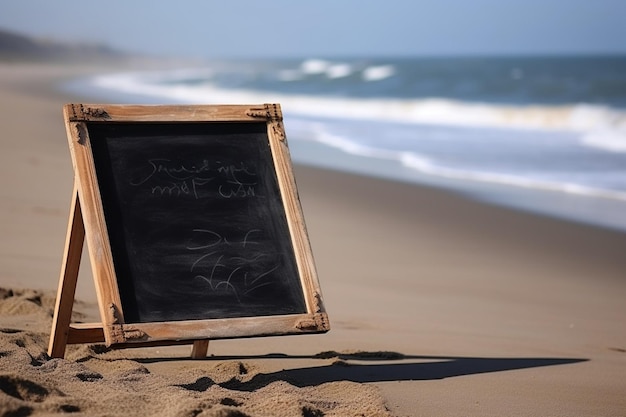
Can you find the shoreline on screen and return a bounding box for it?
[289,136,626,233]
[1,61,626,416]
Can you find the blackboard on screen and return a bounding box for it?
[63,104,328,346]
[89,122,306,322]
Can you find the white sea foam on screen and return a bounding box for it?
[581,131,626,152]
[306,126,626,202]
[282,59,391,81]
[362,65,395,81]
[312,127,398,160]
[272,60,354,81]
[572,105,626,153]
[400,153,626,201]
[91,69,626,149]
[91,69,626,159]
[326,63,352,79]
[300,59,330,74]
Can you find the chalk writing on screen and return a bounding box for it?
[187,229,277,303]
[215,162,258,199]
[131,159,212,185]
[131,159,258,200]
[150,178,214,198]
[219,182,256,198]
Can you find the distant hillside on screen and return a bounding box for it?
[0,28,127,61]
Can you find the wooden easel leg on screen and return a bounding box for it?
[48,184,85,358]
[191,340,209,359]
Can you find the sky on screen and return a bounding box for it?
[1,0,626,58]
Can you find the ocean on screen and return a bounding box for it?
[64,56,626,231]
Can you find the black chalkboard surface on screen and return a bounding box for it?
[89,122,306,322]
[59,104,328,347]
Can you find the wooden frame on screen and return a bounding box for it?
[48,104,328,358]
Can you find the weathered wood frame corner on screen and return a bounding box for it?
[48,103,329,359]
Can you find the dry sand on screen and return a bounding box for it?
[1,62,625,416]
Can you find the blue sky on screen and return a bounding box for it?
[1,0,625,58]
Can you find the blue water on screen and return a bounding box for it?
[64,56,626,231]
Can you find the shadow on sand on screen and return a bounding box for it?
[136,352,588,390]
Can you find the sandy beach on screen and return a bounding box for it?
[1,62,626,416]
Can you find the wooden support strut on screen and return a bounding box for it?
[48,181,85,358]
[47,181,209,358]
